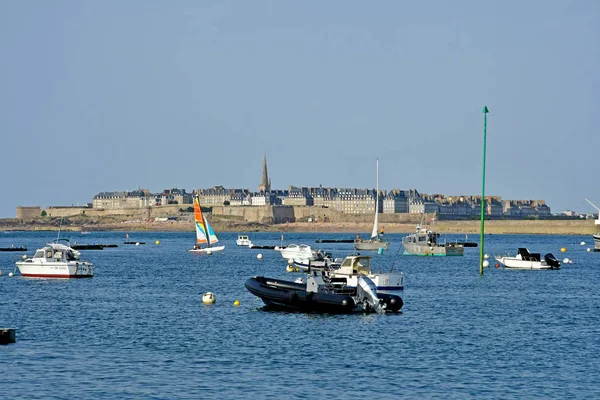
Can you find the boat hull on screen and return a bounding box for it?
[402,243,464,256]
[188,245,225,253]
[354,240,389,251]
[594,233,600,251]
[15,261,94,278]
[276,245,315,260]
[494,257,558,270]
[244,276,403,313]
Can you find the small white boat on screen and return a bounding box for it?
[296,255,404,293]
[189,194,224,253]
[236,235,252,247]
[495,248,561,270]
[15,240,93,278]
[276,244,316,260]
[329,255,404,293]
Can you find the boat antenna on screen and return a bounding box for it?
[389,242,404,273]
[56,217,64,242]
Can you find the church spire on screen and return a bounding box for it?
[258,155,270,193]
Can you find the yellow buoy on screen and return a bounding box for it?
[202,292,216,304]
[155,240,160,245]
[233,300,240,306]
[560,247,567,253]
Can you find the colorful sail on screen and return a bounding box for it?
[194,196,208,244]
[204,216,219,244]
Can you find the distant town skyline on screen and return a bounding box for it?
[1,1,598,218]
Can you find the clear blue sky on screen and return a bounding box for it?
[1,1,599,218]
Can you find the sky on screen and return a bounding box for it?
[1,0,599,218]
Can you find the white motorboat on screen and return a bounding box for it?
[236,235,253,247]
[276,244,316,261]
[495,248,561,270]
[15,240,94,278]
[296,255,404,293]
[189,194,225,253]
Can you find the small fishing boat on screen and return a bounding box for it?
[245,272,403,313]
[236,235,252,247]
[15,239,93,278]
[354,159,390,251]
[189,194,224,253]
[495,248,561,270]
[295,254,404,293]
[401,225,464,256]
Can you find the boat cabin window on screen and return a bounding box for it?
[66,250,77,261]
[34,250,45,258]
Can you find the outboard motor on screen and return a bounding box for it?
[356,276,386,313]
[544,253,561,269]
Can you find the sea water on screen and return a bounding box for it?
[1,231,599,399]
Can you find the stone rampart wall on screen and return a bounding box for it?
[16,206,42,219]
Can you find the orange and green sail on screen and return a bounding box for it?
[194,195,219,245]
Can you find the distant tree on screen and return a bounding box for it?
[186,207,194,212]
[41,210,47,217]
[223,201,230,206]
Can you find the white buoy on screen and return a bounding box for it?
[202,292,216,304]
[563,258,569,263]
[295,277,304,284]
[587,248,591,252]
[484,254,490,259]
[257,253,263,259]
[286,265,294,273]
[287,258,294,265]
[482,260,490,268]
[569,260,573,264]
[206,250,213,255]
[135,242,140,246]
[580,242,585,246]
[9,272,14,277]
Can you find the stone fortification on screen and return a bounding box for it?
[16,206,42,219]
[17,205,188,220]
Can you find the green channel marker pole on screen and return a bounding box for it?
[479,106,489,275]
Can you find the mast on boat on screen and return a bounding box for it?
[371,159,380,240]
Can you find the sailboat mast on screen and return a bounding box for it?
[203,216,211,248]
[371,159,380,239]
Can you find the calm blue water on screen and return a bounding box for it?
[1,231,599,399]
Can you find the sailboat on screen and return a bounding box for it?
[354,159,390,251]
[189,194,225,253]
